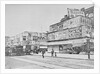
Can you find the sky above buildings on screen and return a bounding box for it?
[5,4,93,36]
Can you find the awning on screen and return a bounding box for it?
[72,43,85,47]
[40,46,47,48]
[39,42,48,45]
[47,38,87,45]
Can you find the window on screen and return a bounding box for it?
[23,36,26,40]
[33,36,38,41]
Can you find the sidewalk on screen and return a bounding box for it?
[34,52,94,60]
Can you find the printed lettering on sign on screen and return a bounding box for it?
[68,27,82,38]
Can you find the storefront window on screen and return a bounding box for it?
[59,45,63,51]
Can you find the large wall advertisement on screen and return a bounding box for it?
[67,8,85,18]
[63,16,81,29]
[68,26,82,39]
[67,7,94,19]
[49,16,92,32]
[49,22,63,32]
[48,25,91,41]
[82,25,92,37]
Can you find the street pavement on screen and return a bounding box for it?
[34,52,94,60]
[5,53,94,69]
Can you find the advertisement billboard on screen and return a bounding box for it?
[82,25,92,37]
[48,33,55,40]
[63,16,81,29]
[68,26,82,39]
[48,26,82,41]
[49,22,63,32]
[67,8,85,18]
[48,25,92,41]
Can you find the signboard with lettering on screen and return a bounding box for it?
[48,25,92,41]
[48,33,55,40]
[63,16,92,29]
[82,25,92,37]
[48,26,82,41]
[68,26,82,39]
[67,8,85,18]
[49,23,63,32]
[63,16,81,29]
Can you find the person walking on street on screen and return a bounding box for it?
[51,49,54,57]
[41,49,45,58]
[55,52,57,57]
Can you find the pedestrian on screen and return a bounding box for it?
[55,52,57,57]
[41,49,45,58]
[51,49,54,57]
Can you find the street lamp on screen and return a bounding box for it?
[86,38,90,59]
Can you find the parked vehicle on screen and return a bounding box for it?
[5,46,22,56]
[15,45,24,56]
[65,47,81,54]
[72,47,82,54]
[25,45,32,55]
[5,46,12,56]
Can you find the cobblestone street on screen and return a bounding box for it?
[5,53,94,69]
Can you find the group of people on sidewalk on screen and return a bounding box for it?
[41,49,57,58]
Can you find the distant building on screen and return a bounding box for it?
[5,36,10,47]
[5,31,47,47]
[5,36,15,47]
[29,32,47,45]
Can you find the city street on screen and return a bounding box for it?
[5,53,94,69]
[5,4,94,70]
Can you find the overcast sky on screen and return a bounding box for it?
[5,4,93,36]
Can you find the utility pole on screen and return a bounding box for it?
[87,38,90,59]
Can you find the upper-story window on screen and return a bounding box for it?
[23,36,26,40]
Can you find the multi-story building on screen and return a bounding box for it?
[67,6,94,27]
[29,32,47,45]
[47,7,94,53]
[5,31,47,47]
[5,36,15,47]
[5,36,10,47]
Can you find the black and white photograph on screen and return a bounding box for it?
[0,0,100,74]
[5,4,94,69]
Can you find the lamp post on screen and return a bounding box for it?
[87,38,90,59]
